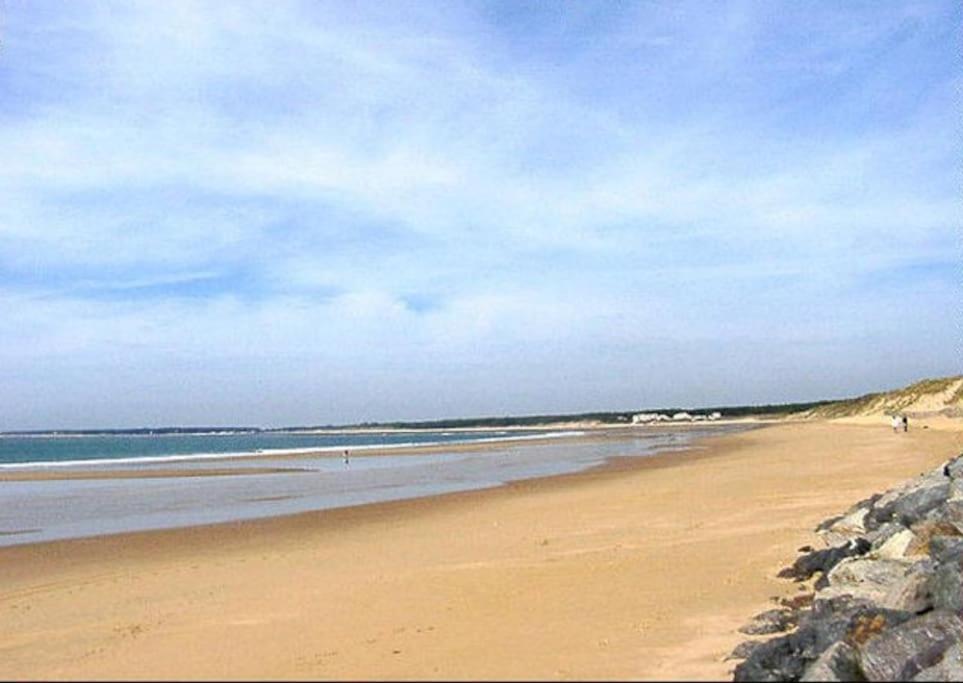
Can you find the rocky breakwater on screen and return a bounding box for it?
[731,453,963,681]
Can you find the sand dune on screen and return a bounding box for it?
[802,375,963,420]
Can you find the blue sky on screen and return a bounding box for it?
[0,1,959,429]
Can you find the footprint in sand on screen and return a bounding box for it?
[114,623,145,638]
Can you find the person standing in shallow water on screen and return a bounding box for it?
[343,449,350,467]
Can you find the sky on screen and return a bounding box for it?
[0,0,959,429]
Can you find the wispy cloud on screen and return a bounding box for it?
[0,0,958,428]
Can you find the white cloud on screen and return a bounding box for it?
[0,0,958,427]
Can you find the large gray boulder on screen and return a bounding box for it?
[799,641,863,682]
[871,474,941,515]
[926,562,963,612]
[779,539,872,582]
[822,558,918,603]
[938,500,963,534]
[872,528,917,560]
[823,557,936,613]
[911,643,963,681]
[817,496,879,546]
[857,611,963,681]
[733,597,912,682]
[929,536,963,564]
[864,520,910,550]
[947,478,963,502]
[904,518,963,557]
[727,639,763,661]
[943,456,963,481]
[881,565,935,614]
[739,608,799,636]
[865,482,950,530]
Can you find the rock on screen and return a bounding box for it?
[780,593,815,611]
[819,530,860,549]
[727,639,763,661]
[779,538,872,581]
[734,597,911,682]
[857,611,963,681]
[816,513,846,534]
[905,519,962,557]
[739,608,799,636]
[873,482,923,516]
[819,556,936,613]
[926,562,963,612]
[873,528,917,561]
[944,456,963,481]
[929,536,963,564]
[818,504,874,546]
[799,545,815,553]
[872,520,963,560]
[938,501,963,534]
[733,632,810,681]
[865,521,910,549]
[800,641,864,682]
[822,558,915,603]
[866,483,950,530]
[740,462,963,681]
[912,643,963,681]
[848,611,900,647]
[881,565,935,613]
[948,478,963,502]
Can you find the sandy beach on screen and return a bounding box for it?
[2,419,961,680]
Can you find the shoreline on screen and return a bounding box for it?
[0,425,741,551]
[0,425,746,546]
[0,418,776,473]
[0,423,740,482]
[3,420,960,679]
[0,428,593,473]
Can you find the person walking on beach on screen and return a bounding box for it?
[343,449,350,467]
[892,414,901,433]
[902,415,909,433]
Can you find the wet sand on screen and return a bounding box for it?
[1,420,961,680]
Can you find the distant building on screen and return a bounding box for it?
[671,412,692,421]
[631,412,673,423]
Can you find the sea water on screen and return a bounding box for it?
[0,425,752,546]
[0,429,562,468]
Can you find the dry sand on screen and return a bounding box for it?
[2,420,962,680]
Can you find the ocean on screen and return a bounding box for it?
[0,429,566,468]
[0,425,751,546]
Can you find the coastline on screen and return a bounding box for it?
[0,422,761,474]
[0,425,745,546]
[0,424,729,481]
[0,428,595,473]
[2,420,961,679]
